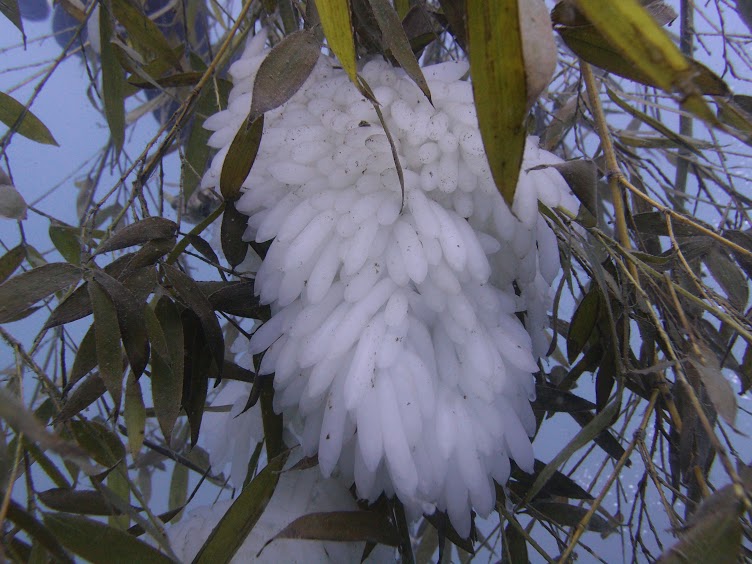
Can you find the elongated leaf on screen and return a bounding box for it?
[0,0,23,34]
[567,287,601,363]
[250,29,321,117]
[315,0,358,86]
[704,249,749,310]
[367,0,431,102]
[0,90,57,145]
[510,459,593,500]
[263,510,400,552]
[100,5,126,155]
[6,501,72,563]
[148,300,182,442]
[111,0,182,68]
[96,217,178,255]
[56,374,107,423]
[219,115,264,201]
[467,1,525,205]
[502,523,528,564]
[207,281,269,319]
[124,373,146,457]
[221,201,249,268]
[93,270,150,379]
[38,488,121,516]
[529,501,614,534]
[168,462,189,515]
[0,262,81,323]
[689,353,737,426]
[532,385,596,413]
[68,325,98,387]
[69,420,125,469]
[88,279,124,407]
[192,452,290,563]
[0,182,27,219]
[44,513,173,564]
[49,224,81,264]
[182,310,211,446]
[0,244,25,284]
[163,263,223,378]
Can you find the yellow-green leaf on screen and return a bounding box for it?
[100,2,126,155]
[219,114,264,202]
[88,279,124,408]
[467,0,526,205]
[124,373,146,457]
[0,90,57,145]
[314,0,358,86]
[110,0,182,69]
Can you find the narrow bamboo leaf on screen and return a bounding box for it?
[221,201,249,268]
[689,352,737,426]
[511,459,593,501]
[49,224,81,264]
[533,159,598,218]
[163,263,223,378]
[207,281,269,319]
[44,513,173,564]
[56,374,107,423]
[263,510,401,552]
[0,244,25,284]
[438,0,466,51]
[502,523,528,564]
[529,501,614,534]
[88,279,125,407]
[532,385,596,413]
[570,410,628,464]
[0,263,81,323]
[367,0,431,102]
[124,373,146,457]
[38,488,121,516]
[0,0,23,34]
[314,0,358,85]
[95,217,178,255]
[147,301,182,442]
[168,462,188,515]
[68,325,98,388]
[467,1,526,205]
[519,0,557,112]
[23,439,72,489]
[192,451,290,564]
[107,462,130,529]
[703,250,749,310]
[92,270,150,380]
[6,501,73,563]
[100,4,126,154]
[182,311,211,446]
[572,0,718,125]
[110,0,182,68]
[0,90,57,145]
[250,29,321,117]
[219,114,264,201]
[567,288,601,363]
[129,71,204,89]
[0,182,27,219]
[69,420,125,469]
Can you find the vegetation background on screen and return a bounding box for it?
[0,0,751,561]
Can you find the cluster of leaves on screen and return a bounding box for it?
[1,0,752,562]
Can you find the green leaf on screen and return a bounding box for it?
[219,114,264,201]
[163,263,224,379]
[44,513,174,564]
[502,523,528,564]
[56,374,107,424]
[0,0,23,35]
[367,0,431,102]
[88,279,125,407]
[0,182,28,219]
[261,510,401,553]
[467,1,526,206]
[0,262,81,323]
[100,3,126,155]
[49,224,82,264]
[529,501,615,534]
[181,311,211,446]
[110,0,182,68]
[96,217,178,255]
[0,90,57,145]
[151,297,183,442]
[567,287,601,363]
[689,350,737,426]
[532,385,596,413]
[168,461,188,516]
[314,0,358,86]
[0,244,25,284]
[5,501,73,563]
[192,451,289,564]
[68,325,98,388]
[124,373,146,457]
[69,420,125,469]
[221,201,249,268]
[38,488,121,516]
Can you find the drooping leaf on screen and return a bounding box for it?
[49,224,81,264]
[68,325,99,388]
[437,0,466,51]
[0,262,81,323]
[263,510,401,552]
[192,451,290,564]
[69,420,126,469]
[0,244,25,284]
[0,182,28,219]
[510,459,593,501]
[689,352,737,426]
[181,310,211,446]
[250,29,321,117]
[5,500,73,563]
[529,501,615,534]
[367,0,431,102]
[219,115,264,201]
[168,461,189,516]
[221,201,249,268]
[44,513,174,564]
[703,249,749,310]
[0,0,23,34]
[501,523,528,564]
[88,279,125,407]
[124,373,146,457]
[532,385,596,413]
[0,90,57,145]
[163,263,223,379]
[314,0,358,86]
[205,281,269,319]
[467,1,526,206]
[95,217,178,255]
[567,287,601,363]
[56,374,107,423]
[152,297,184,442]
[100,4,126,155]
[519,0,557,112]
[110,0,182,68]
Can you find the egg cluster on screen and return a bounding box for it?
[200,31,577,536]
